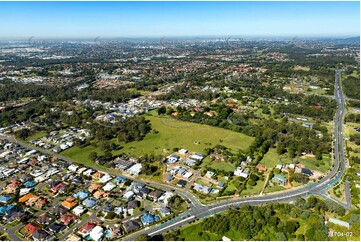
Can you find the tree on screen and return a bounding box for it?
[157,106,166,115]
[88,152,98,162]
[134,234,149,241]
[104,150,112,161]
[248,179,256,186]
[14,128,31,140]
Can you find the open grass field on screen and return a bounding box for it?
[293,65,310,71]
[241,179,265,196]
[62,115,254,163]
[118,115,254,156]
[258,148,283,169]
[297,154,332,174]
[344,122,360,159]
[25,131,47,141]
[209,160,235,172]
[177,222,222,241]
[224,182,237,194]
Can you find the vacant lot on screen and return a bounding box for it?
[258,148,286,169]
[293,65,310,71]
[62,115,254,162]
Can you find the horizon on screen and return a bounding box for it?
[0,1,359,39]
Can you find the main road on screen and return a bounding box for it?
[0,70,348,240]
[124,69,349,240]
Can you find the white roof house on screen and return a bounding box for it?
[19,188,32,196]
[83,169,94,176]
[99,174,112,183]
[191,153,204,161]
[179,149,188,154]
[234,167,244,177]
[90,226,104,241]
[68,164,79,172]
[17,157,29,164]
[183,171,193,179]
[72,205,86,217]
[123,191,135,200]
[77,167,87,174]
[127,164,142,175]
[205,171,215,179]
[158,192,174,205]
[35,175,48,183]
[103,182,116,192]
[30,170,44,177]
[25,150,37,156]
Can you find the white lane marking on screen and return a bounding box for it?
[148,215,196,236]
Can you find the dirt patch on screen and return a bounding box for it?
[310,170,324,180]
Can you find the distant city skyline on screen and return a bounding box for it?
[0,1,359,39]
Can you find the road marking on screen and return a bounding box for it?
[148,215,196,236]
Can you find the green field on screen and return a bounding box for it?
[241,179,265,196]
[209,160,235,172]
[177,222,222,241]
[293,65,310,71]
[297,154,332,174]
[258,148,283,169]
[62,115,254,162]
[26,131,47,141]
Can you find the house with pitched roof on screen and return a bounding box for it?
[60,213,77,226]
[33,229,49,241]
[35,213,53,225]
[78,222,96,237]
[24,222,41,236]
[18,193,36,203]
[61,197,78,209]
[123,219,140,233]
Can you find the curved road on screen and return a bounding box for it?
[0,70,348,240]
[124,69,348,240]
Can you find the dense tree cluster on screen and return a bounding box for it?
[342,74,360,100]
[247,118,331,163]
[163,196,350,241]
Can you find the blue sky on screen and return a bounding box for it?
[0,1,359,38]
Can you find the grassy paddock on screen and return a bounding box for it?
[62,115,254,162]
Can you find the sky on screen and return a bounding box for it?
[0,1,359,39]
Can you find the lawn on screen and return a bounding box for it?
[224,182,237,194]
[26,131,47,141]
[258,148,283,169]
[209,160,235,172]
[264,184,285,193]
[241,179,265,196]
[177,222,222,241]
[293,65,310,71]
[297,154,332,174]
[62,115,254,161]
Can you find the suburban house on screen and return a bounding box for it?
[24,222,42,236]
[78,222,97,237]
[123,219,140,233]
[61,197,78,209]
[270,174,287,186]
[141,213,160,225]
[193,183,212,194]
[90,226,104,241]
[177,179,187,187]
[60,213,77,226]
[32,229,49,241]
[72,205,86,217]
[35,213,53,225]
[82,197,98,209]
